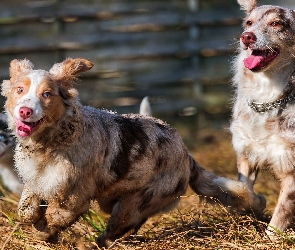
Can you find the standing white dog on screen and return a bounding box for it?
[231,0,295,236]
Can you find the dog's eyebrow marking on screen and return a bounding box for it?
[15,77,31,89]
[248,7,288,24]
[262,8,290,26]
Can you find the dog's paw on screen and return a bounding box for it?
[32,220,59,242]
[95,235,112,249]
[264,226,283,241]
[18,204,42,223]
[18,187,43,223]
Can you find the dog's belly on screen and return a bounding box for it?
[231,118,295,176]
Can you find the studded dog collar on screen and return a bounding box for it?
[248,92,295,113]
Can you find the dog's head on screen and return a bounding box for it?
[237,0,295,72]
[1,58,93,138]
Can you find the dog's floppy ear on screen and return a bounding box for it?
[1,59,34,97]
[49,58,93,101]
[49,58,93,84]
[237,0,256,13]
[10,59,34,84]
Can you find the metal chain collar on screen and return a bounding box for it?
[247,92,295,113]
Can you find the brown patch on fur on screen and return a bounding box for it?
[264,117,276,132]
[287,191,295,201]
[36,77,66,126]
[5,77,30,113]
[9,59,34,84]
[242,112,250,121]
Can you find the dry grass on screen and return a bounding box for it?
[1,129,295,249]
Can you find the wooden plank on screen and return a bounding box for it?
[0,0,289,126]
[0,29,236,57]
[0,7,242,26]
[0,52,61,79]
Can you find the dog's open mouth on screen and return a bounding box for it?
[243,48,279,71]
[15,119,43,137]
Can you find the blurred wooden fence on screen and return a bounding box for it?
[0,0,292,128]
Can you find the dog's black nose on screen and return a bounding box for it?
[241,32,257,47]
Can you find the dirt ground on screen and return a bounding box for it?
[1,128,294,250]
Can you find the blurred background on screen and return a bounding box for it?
[0,0,291,140]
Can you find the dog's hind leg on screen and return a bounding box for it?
[95,197,148,248]
[266,175,295,238]
[95,192,180,248]
[237,154,258,191]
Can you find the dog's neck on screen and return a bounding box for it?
[247,89,295,113]
[240,66,295,113]
[235,53,295,104]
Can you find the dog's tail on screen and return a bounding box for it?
[189,156,265,212]
[139,96,152,116]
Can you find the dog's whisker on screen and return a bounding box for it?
[266,45,274,52]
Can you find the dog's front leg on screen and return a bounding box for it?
[266,175,295,238]
[237,154,258,191]
[32,195,91,242]
[18,184,43,223]
[236,154,266,213]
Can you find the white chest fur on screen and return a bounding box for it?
[231,110,295,176]
[14,144,70,199]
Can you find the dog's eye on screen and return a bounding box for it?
[42,92,51,99]
[246,20,253,26]
[270,21,282,27]
[16,86,24,94]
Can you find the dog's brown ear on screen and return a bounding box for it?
[237,0,256,13]
[49,58,93,83]
[9,59,34,84]
[1,80,12,97]
[50,58,93,101]
[2,59,34,97]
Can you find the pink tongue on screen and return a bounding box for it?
[243,55,264,70]
[15,120,33,137]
